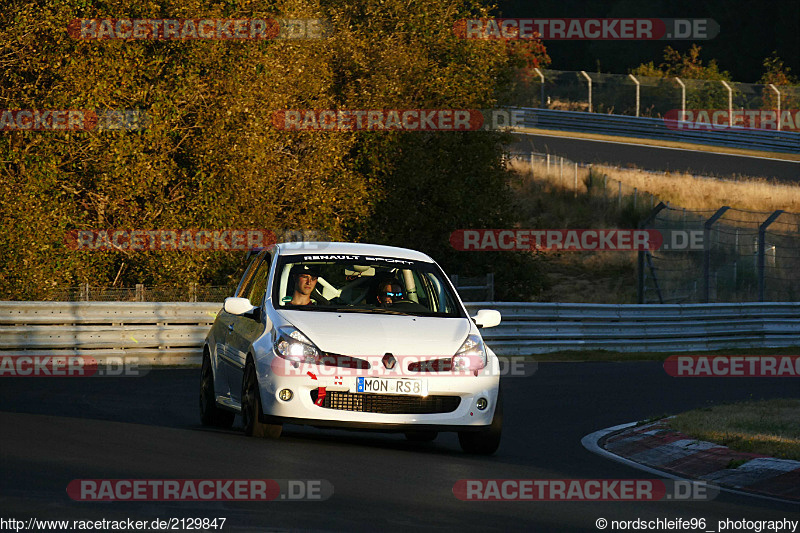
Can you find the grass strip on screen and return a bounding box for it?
[665,398,800,461]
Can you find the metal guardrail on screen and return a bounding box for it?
[2,301,799,362]
[465,302,800,355]
[0,302,220,365]
[515,108,800,154]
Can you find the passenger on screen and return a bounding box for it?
[376,280,405,307]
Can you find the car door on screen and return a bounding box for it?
[227,251,272,402]
[216,251,266,398]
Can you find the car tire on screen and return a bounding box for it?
[404,431,438,442]
[200,352,235,428]
[242,358,282,439]
[458,390,503,455]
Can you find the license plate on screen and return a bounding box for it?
[356,377,428,396]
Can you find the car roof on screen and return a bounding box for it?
[275,242,434,262]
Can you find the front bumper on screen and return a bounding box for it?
[256,355,500,430]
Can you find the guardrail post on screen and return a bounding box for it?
[580,71,592,112]
[720,81,733,127]
[703,206,730,303]
[533,67,545,108]
[758,210,783,301]
[628,74,640,117]
[487,273,494,301]
[768,84,781,131]
[638,202,668,303]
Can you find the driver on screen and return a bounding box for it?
[376,280,405,307]
[290,265,320,305]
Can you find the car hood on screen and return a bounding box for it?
[277,310,471,356]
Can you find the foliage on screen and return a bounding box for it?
[0,0,549,300]
[630,45,733,109]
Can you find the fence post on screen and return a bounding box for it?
[486,273,494,301]
[617,182,622,209]
[546,153,550,174]
[637,202,667,303]
[136,283,144,302]
[628,74,640,117]
[720,81,733,127]
[768,84,781,131]
[574,162,578,197]
[190,282,198,303]
[580,71,592,112]
[559,157,563,188]
[83,282,90,302]
[529,153,535,176]
[675,77,686,120]
[758,210,783,301]
[703,207,730,303]
[533,67,545,108]
[633,187,637,208]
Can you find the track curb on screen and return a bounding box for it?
[582,420,800,505]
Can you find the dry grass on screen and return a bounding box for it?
[667,399,800,461]
[593,165,800,213]
[508,158,800,214]
[506,157,800,303]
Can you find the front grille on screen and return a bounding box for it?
[313,390,460,414]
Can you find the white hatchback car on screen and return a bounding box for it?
[200,242,503,454]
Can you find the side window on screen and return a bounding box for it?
[245,253,272,307]
[235,252,265,298]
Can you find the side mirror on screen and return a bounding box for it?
[472,309,501,329]
[224,297,256,316]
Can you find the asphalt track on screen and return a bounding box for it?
[512,133,800,182]
[1,364,799,532]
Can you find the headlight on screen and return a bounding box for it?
[452,334,487,371]
[274,326,321,364]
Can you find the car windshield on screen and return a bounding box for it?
[272,254,464,318]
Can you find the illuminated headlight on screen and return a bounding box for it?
[452,334,487,371]
[275,326,321,364]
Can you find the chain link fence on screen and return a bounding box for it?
[639,205,800,303]
[505,151,661,213]
[508,68,800,120]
